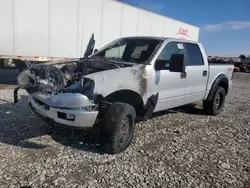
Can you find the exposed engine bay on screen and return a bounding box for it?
[16,58,132,101]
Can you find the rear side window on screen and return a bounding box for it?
[185,43,204,66]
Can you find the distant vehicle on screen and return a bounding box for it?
[0,0,199,71]
[234,62,250,72]
[16,36,234,154]
[234,66,240,72]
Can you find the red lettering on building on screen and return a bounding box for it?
[177,28,189,37]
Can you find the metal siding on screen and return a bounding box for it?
[137,10,153,36]
[78,0,102,56]
[50,0,78,58]
[101,0,123,46]
[14,0,49,56]
[0,0,199,59]
[164,18,178,38]
[120,5,138,37]
[0,0,14,55]
[151,14,165,37]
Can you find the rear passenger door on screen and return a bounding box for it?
[184,43,208,104]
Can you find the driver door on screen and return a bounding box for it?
[151,41,187,112]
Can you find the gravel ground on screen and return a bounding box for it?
[0,72,249,188]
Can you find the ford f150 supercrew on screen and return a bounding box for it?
[15,36,234,154]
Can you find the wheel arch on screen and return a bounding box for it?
[99,89,159,119]
[207,74,229,101]
[103,89,144,115]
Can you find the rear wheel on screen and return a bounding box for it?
[0,59,4,69]
[0,59,15,69]
[203,86,226,115]
[100,102,136,154]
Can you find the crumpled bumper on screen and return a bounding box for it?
[29,95,98,128]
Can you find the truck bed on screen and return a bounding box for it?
[206,64,234,93]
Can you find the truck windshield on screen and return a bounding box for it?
[93,38,162,63]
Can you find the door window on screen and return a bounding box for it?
[185,43,204,66]
[158,42,184,60]
[157,42,185,69]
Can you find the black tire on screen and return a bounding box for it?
[203,86,226,115]
[100,102,136,154]
[0,59,5,69]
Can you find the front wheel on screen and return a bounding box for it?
[203,86,226,115]
[100,102,136,154]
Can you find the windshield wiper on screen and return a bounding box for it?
[92,56,135,66]
[106,58,135,66]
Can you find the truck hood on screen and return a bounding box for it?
[16,59,148,104]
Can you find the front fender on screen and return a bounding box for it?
[85,65,149,104]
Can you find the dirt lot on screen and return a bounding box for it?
[0,71,249,188]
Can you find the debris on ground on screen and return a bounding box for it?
[0,72,249,187]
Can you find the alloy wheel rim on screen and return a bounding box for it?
[214,93,221,110]
[119,115,131,144]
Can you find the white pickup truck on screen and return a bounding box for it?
[16,36,234,154]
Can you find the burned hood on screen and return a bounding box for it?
[17,64,66,94]
[16,58,119,95]
[16,60,149,105]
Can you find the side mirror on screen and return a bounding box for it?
[169,54,185,72]
[155,59,170,71]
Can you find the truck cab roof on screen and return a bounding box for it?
[119,36,199,44]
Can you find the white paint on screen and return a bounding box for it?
[50,0,78,58]
[85,64,149,103]
[83,39,233,111]
[14,0,50,56]
[184,65,208,103]
[30,96,98,128]
[0,0,199,59]
[26,38,234,129]
[33,92,92,108]
[148,39,233,112]
[0,0,13,55]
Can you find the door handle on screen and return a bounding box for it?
[181,72,186,79]
[203,70,207,76]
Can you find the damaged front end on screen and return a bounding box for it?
[15,61,110,128]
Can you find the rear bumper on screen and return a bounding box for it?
[29,96,98,128]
